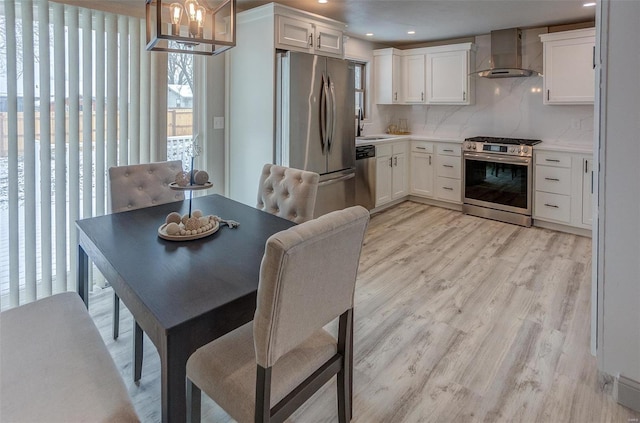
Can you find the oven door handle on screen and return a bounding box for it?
[464,152,530,165]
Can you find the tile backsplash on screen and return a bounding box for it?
[372,29,594,146]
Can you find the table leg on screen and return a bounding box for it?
[133,321,143,384]
[160,336,192,423]
[77,245,89,308]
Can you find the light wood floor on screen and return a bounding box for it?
[88,201,640,422]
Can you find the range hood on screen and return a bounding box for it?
[476,28,539,78]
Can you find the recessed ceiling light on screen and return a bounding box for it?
[407,30,416,35]
[318,0,328,3]
[366,33,374,37]
[583,2,596,6]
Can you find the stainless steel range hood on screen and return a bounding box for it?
[476,28,539,78]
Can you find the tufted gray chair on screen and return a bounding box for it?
[256,164,320,224]
[108,160,184,213]
[108,160,184,383]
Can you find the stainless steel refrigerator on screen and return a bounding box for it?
[276,51,356,218]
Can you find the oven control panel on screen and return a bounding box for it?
[463,141,532,157]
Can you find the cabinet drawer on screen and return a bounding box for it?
[536,152,571,168]
[377,144,392,157]
[535,191,571,223]
[411,141,433,153]
[437,144,461,157]
[437,155,461,179]
[535,165,571,195]
[436,177,461,202]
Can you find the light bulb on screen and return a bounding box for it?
[169,3,183,35]
[195,5,206,37]
[185,0,199,21]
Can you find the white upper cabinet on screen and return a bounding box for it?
[275,14,344,58]
[374,48,402,104]
[540,28,596,105]
[373,43,475,106]
[426,44,475,105]
[402,54,426,103]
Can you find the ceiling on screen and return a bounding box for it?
[55,0,596,46]
[240,0,596,46]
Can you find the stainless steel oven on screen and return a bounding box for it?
[462,137,541,227]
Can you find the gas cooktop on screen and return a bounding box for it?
[465,136,542,146]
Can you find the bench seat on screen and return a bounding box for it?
[0,292,139,422]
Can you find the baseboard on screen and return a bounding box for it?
[616,374,640,412]
[533,219,592,238]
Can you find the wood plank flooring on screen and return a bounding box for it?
[87,201,640,422]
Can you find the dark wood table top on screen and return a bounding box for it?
[76,194,296,331]
[77,194,297,421]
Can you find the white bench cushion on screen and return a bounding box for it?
[0,293,139,422]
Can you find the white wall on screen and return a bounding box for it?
[598,0,640,385]
[370,28,594,146]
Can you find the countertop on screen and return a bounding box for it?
[534,142,593,154]
[356,135,593,155]
[356,134,462,146]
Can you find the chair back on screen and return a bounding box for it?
[256,164,320,224]
[108,161,184,213]
[253,206,369,368]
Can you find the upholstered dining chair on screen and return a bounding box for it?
[108,160,184,382]
[186,206,369,423]
[256,163,320,224]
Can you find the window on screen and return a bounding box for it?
[167,51,195,171]
[354,61,367,119]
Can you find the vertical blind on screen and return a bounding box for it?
[0,0,168,309]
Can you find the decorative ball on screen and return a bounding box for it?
[181,214,190,225]
[180,229,186,236]
[198,216,209,226]
[194,170,209,185]
[175,171,190,187]
[165,222,180,235]
[166,212,182,225]
[185,217,201,231]
[192,210,203,218]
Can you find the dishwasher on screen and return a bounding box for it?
[355,145,376,210]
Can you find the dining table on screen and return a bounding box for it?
[76,194,295,422]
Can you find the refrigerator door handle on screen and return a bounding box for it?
[320,73,328,154]
[328,75,337,153]
[318,172,355,187]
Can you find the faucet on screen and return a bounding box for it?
[356,109,364,137]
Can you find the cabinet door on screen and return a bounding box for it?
[426,50,469,104]
[315,24,343,57]
[544,36,595,104]
[376,155,393,206]
[582,158,594,225]
[374,52,401,104]
[403,54,426,103]
[392,152,407,199]
[276,15,313,51]
[410,152,434,197]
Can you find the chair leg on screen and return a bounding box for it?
[337,309,353,423]
[113,293,120,340]
[133,321,143,384]
[186,378,201,423]
[255,365,272,423]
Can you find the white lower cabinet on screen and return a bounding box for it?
[533,150,593,230]
[434,143,462,203]
[376,142,408,207]
[410,142,434,197]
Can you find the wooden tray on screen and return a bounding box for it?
[158,218,220,241]
[169,182,213,191]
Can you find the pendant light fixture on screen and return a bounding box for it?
[146,0,236,55]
